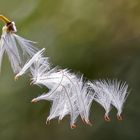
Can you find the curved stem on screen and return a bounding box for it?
[0,15,11,24]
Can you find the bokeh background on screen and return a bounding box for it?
[0,0,140,140]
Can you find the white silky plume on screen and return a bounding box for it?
[106,80,129,118]
[32,69,80,127]
[0,22,38,73]
[18,43,130,126]
[29,58,93,127]
[15,48,48,79]
[0,17,130,128]
[89,80,129,120]
[16,53,78,127]
[89,80,112,120]
[14,41,130,126]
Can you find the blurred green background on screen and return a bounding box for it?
[0,0,140,140]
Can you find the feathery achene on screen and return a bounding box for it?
[0,15,38,73]
[0,15,130,128]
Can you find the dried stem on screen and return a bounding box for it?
[0,15,11,24]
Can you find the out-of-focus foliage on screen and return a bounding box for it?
[0,0,140,140]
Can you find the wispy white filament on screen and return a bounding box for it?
[15,48,47,79]
[107,80,129,119]
[0,22,38,73]
[89,80,129,121]
[89,80,113,121]
[26,57,93,127]
[18,45,130,126]
[0,18,130,128]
